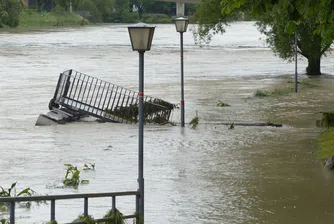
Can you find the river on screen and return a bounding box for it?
[1,22,334,224]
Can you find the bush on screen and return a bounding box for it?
[77,0,101,22]
[142,13,171,23]
[0,0,22,28]
[111,11,138,23]
[254,89,269,97]
[19,9,85,28]
[317,128,334,159]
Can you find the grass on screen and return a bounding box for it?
[17,9,87,30]
[253,79,317,98]
[317,128,334,159]
[254,89,270,97]
[103,209,125,224]
[73,215,96,224]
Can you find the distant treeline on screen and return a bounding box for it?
[0,0,196,28]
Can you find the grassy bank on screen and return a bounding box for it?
[251,76,334,162]
[18,9,88,29]
[318,128,334,159]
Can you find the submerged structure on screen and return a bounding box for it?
[36,70,175,125]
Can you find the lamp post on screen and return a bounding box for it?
[128,22,155,222]
[294,30,298,93]
[173,17,189,127]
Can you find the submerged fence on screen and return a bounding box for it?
[52,70,174,124]
[0,191,140,224]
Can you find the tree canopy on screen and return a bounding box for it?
[130,0,155,18]
[194,0,334,75]
[0,0,22,28]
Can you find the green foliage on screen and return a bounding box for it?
[73,214,96,224]
[192,0,227,45]
[217,100,230,107]
[0,0,22,28]
[104,145,113,151]
[103,209,125,224]
[254,89,269,97]
[189,116,200,129]
[320,112,334,128]
[142,13,170,24]
[36,0,56,12]
[77,0,101,22]
[92,0,115,22]
[133,212,143,224]
[130,0,155,18]
[317,128,334,159]
[19,9,85,28]
[229,122,235,130]
[110,0,137,23]
[63,164,89,187]
[0,182,38,211]
[0,219,9,224]
[83,163,95,170]
[0,182,35,197]
[254,88,293,98]
[105,100,175,124]
[45,221,58,224]
[57,0,83,11]
[194,0,333,75]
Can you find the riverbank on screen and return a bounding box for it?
[1,9,88,32]
[244,75,334,165]
[20,9,87,28]
[318,127,334,159]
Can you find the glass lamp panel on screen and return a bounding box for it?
[128,28,150,51]
[174,17,189,32]
[128,23,155,51]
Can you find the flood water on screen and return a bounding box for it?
[1,22,334,223]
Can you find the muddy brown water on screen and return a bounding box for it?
[1,22,334,223]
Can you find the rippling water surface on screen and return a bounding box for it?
[1,22,334,224]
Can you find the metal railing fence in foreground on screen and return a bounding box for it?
[0,191,140,224]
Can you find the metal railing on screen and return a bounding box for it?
[52,69,173,124]
[0,191,140,224]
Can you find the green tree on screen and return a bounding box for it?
[111,0,138,23]
[144,1,175,15]
[130,0,155,19]
[0,0,22,28]
[92,0,115,22]
[57,0,83,11]
[77,0,101,22]
[37,0,56,12]
[194,0,334,76]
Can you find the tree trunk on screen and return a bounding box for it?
[306,57,321,76]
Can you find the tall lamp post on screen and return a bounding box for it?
[173,17,189,127]
[128,23,155,222]
[294,30,298,93]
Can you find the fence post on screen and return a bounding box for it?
[10,201,15,224]
[84,197,88,217]
[112,196,116,214]
[51,199,55,221]
[136,194,140,224]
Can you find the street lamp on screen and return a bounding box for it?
[294,30,298,93]
[173,17,189,127]
[128,22,155,222]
